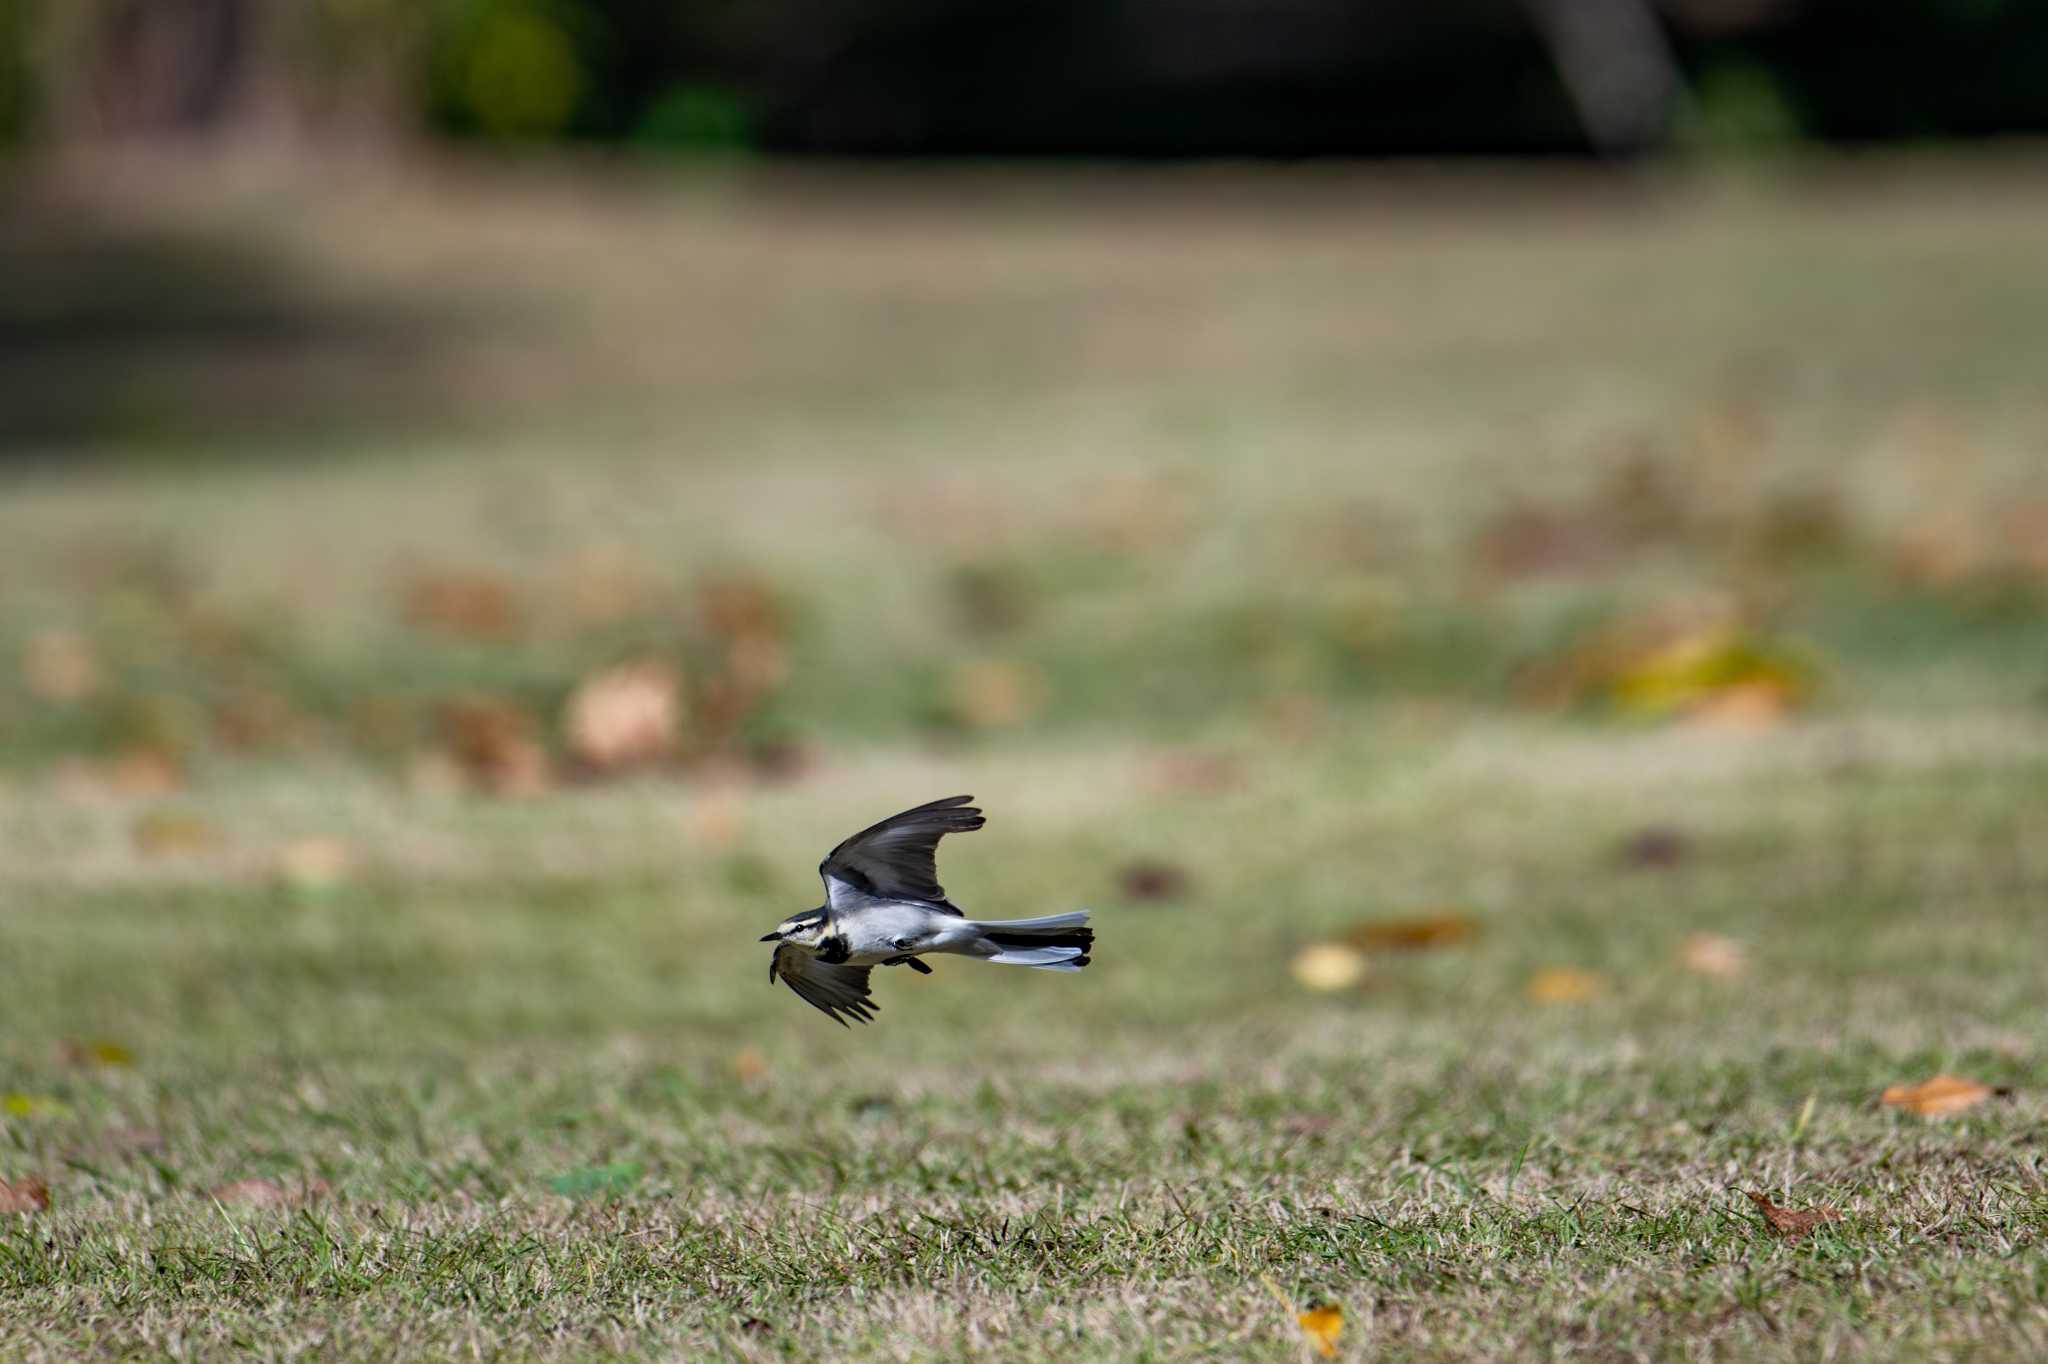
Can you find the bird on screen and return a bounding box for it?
[759,795,1092,1025]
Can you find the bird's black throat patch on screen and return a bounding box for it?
[818,933,851,965]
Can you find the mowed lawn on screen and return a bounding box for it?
[2,157,2047,1360]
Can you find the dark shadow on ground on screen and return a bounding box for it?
[0,196,478,460]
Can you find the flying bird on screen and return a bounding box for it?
[759,795,1092,1025]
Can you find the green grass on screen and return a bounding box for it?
[2,155,2047,1360]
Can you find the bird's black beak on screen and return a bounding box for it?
[759,930,783,942]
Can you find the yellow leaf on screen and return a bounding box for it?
[1525,967,1605,1004]
[1291,943,1367,993]
[1880,1074,2001,1118]
[2,1094,70,1119]
[1297,1304,1343,1357]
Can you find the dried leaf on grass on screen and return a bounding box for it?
[51,749,183,801]
[402,570,524,641]
[1525,967,1606,1003]
[437,695,551,797]
[210,1178,329,1209]
[24,630,100,703]
[1745,1190,1841,1243]
[1610,626,1815,726]
[1296,1304,1344,1357]
[564,662,682,774]
[731,1048,768,1084]
[1291,943,1367,993]
[1680,933,1747,980]
[0,1177,50,1213]
[1621,825,1690,868]
[1118,860,1191,902]
[1345,912,1476,952]
[1880,1074,2007,1118]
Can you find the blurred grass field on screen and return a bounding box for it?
[2,156,2046,1361]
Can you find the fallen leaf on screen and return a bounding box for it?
[1118,860,1190,902]
[276,838,355,893]
[949,659,1047,729]
[0,1177,50,1213]
[548,1162,641,1199]
[1,1093,70,1119]
[731,1047,767,1084]
[1681,933,1747,980]
[402,570,524,641]
[1745,1190,1841,1242]
[1297,1303,1343,1358]
[1525,967,1606,1003]
[437,695,551,797]
[1345,912,1477,952]
[564,662,682,774]
[57,1039,134,1067]
[132,810,222,857]
[50,749,183,801]
[1880,1074,2005,1118]
[1621,825,1690,868]
[24,630,100,702]
[1610,625,1816,726]
[1291,943,1367,993]
[210,1177,329,1208]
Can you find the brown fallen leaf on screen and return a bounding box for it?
[210,1177,330,1209]
[1680,933,1748,980]
[1118,860,1190,903]
[1526,967,1606,1003]
[731,1047,768,1084]
[1291,943,1368,993]
[1880,1074,2006,1118]
[437,695,551,797]
[1621,824,1690,868]
[402,570,524,641]
[1345,912,1477,952]
[1745,1190,1841,1242]
[564,662,682,775]
[1296,1303,1343,1358]
[24,630,100,703]
[0,1177,50,1213]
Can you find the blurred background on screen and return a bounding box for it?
[1,0,2045,1038]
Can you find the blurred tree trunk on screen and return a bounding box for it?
[33,0,416,151]
[1525,0,1688,154]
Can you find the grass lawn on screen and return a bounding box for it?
[2,155,2046,1360]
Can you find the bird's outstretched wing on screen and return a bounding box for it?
[819,795,982,913]
[770,943,878,1026]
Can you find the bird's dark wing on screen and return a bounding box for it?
[770,943,878,1026]
[819,795,982,913]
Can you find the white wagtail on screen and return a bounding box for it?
[759,795,1092,1025]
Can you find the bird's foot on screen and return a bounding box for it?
[882,955,934,974]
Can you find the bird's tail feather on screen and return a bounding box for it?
[969,911,1092,969]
